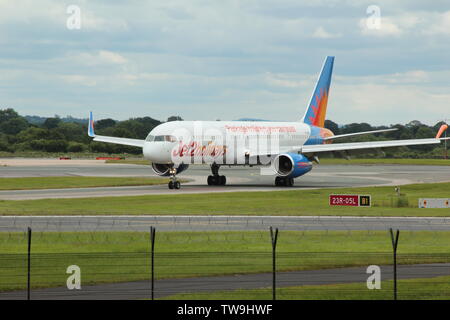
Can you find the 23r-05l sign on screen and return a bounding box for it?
[329,194,371,207]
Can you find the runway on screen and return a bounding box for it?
[0,160,449,200]
[2,215,450,231]
[2,263,450,300]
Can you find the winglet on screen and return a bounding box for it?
[436,124,448,139]
[88,111,95,137]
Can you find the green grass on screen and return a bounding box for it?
[1,230,450,292]
[161,276,450,300]
[0,181,449,216]
[320,158,450,166]
[0,176,170,190]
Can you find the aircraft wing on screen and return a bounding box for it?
[88,112,145,148]
[93,135,145,148]
[323,128,397,141]
[300,138,445,154]
[291,124,449,154]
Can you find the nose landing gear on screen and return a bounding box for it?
[168,167,181,189]
[207,163,226,186]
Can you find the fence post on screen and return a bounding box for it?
[150,226,156,300]
[269,226,279,301]
[389,228,400,300]
[27,227,32,300]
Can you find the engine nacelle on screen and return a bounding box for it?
[273,153,312,178]
[151,163,189,176]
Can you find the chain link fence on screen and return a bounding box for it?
[1,223,450,300]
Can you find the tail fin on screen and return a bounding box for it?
[301,56,334,127]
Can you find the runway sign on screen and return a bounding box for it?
[329,195,371,207]
[419,198,450,208]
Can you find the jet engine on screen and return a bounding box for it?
[273,153,312,178]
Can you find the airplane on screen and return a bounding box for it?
[88,56,449,189]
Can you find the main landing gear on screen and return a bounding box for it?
[275,176,294,187]
[207,163,226,186]
[168,167,181,189]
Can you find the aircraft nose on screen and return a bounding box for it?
[143,142,171,162]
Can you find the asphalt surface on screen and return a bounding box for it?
[2,215,450,232]
[0,162,449,199]
[2,263,449,300]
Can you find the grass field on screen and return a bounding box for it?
[1,230,450,292]
[161,276,450,300]
[0,181,449,216]
[0,176,170,190]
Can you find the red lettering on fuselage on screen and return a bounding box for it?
[172,141,227,158]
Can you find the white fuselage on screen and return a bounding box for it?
[143,121,311,165]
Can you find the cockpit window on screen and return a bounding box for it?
[152,135,177,142]
[165,135,177,142]
[145,134,155,142]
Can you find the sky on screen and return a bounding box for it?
[0,0,449,125]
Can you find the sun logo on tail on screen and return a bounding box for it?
[308,88,328,127]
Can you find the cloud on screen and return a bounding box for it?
[0,0,449,125]
[385,70,429,84]
[359,17,402,37]
[97,50,128,64]
[67,50,128,66]
[312,26,341,39]
[60,75,97,87]
[330,81,450,125]
[423,11,450,35]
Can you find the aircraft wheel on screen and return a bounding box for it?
[168,181,174,189]
[287,178,294,187]
[174,181,181,189]
[220,176,226,185]
[207,176,213,186]
[275,177,282,186]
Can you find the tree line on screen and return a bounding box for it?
[0,108,447,158]
[324,119,448,158]
[0,108,169,154]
